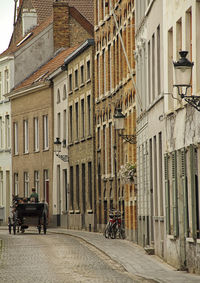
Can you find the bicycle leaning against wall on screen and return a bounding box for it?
[104,210,125,239]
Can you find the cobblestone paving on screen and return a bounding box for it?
[0,230,151,283]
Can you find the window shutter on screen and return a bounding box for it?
[190,144,197,238]
[181,148,188,237]
[164,153,170,234]
[172,151,178,237]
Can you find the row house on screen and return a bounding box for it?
[94,0,137,240]
[163,0,200,274]
[1,0,94,224]
[135,0,165,257]
[60,39,96,231]
[6,46,78,222]
[0,0,53,224]
[136,0,200,274]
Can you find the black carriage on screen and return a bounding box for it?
[8,202,48,235]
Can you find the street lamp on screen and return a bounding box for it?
[54,137,68,162]
[173,51,200,111]
[114,108,136,144]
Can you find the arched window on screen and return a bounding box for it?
[57,89,60,103]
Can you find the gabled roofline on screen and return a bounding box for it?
[63,39,94,69]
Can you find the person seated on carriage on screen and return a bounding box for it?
[30,188,39,203]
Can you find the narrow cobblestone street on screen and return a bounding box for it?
[0,229,151,283]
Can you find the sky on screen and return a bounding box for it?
[0,0,16,54]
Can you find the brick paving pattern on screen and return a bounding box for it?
[0,229,149,283]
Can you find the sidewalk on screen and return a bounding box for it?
[48,228,200,283]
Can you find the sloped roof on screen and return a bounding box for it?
[0,15,53,59]
[66,0,94,25]
[13,44,80,91]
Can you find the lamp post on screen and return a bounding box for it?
[114,108,136,144]
[173,51,200,111]
[54,137,68,162]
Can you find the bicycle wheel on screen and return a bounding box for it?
[104,223,110,238]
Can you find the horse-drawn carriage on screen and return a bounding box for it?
[8,197,48,235]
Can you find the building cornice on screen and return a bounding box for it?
[6,81,51,100]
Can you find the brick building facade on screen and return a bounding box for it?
[94,0,137,240]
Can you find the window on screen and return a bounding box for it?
[75,69,78,88]
[81,99,85,138]
[14,122,18,155]
[24,172,29,197]
[0,171,3,206]
[5,115,10,148]
[87,60,91,81]
[81,65,84,84]
[75,102,79,139]
[34,117,39,152]
[23,120,29,153]
[69,105,73,142]
[44,169,49,203]
[157,25,161,96]
[0,117,3,149]
[76,165,79,209]
[102,0,105,19]
[63,85,67,100]
[69,73,72,92]
[0,72,2,100]
[43,115,48,150]
[88,162,92,209]
[97,54,100,97]
[63,109,66,144]
[152,34,155,100]
[57,113,61,139]
[108,45,112,91]
[57,89,60,103]
[87,96,91,136]
[14,173,19,196]
[4,68,9,94]
[102,50,106,94]
[97,127,101,149]
[70,166,74,210]
[34,171,40,196]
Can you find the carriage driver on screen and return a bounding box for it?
[30,188,39,203]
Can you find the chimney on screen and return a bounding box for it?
[53,0,70,52]
[22,8,37,36]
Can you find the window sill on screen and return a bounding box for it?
[80,83,85,88]
[197,239,200,244]
[69,142,73,146]
[34,150,40,153]
[186,237,195,243]
[23,152,29,155]
[80,137,85,142]
[86,78,91,84]
[94,25,99,32]
[74,87,79,91]
[43,148,49,152]
[75,209,80,214]
[87,209,93,214]
[74,139,79,144]
[86,135,92,140]
[69,210,74,214]
[97,148,101,152]
[68,91,73,95]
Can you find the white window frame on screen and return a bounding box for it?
[4,68,9,94]
[24,120,29,153]
[24,172,29,197]
[34,170,40,196]
[14,122,18,155]
[34,117,39,152]
[0,117,3,149]
[87,59,91,81]
[14,173,19,195]
[43,115,49,150]
[0,72,2,100]
[0,171,3,206]
[5,115,10,149]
